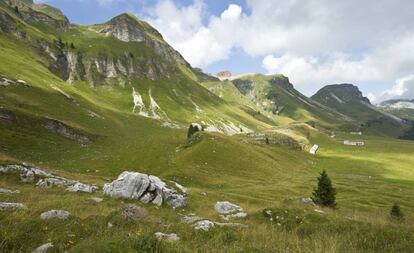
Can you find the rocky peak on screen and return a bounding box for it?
[312,83,371,104]
[268,75,294,90]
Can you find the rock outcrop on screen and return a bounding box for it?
[0,164,98,193]
[0,188,20,195]
[103,171,188,208]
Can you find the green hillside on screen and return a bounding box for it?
[0,1,414,252]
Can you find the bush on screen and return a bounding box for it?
[390,204,404,221]
[312,170,337,208]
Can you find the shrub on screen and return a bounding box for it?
[390,204,404,221]
[312,170,337,208]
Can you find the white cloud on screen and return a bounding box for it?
[142,0,414,99]
[220,4,242,21]
[374,75,414,102]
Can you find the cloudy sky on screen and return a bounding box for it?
[35,0,414,102]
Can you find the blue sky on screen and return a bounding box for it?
[36,0,414,102]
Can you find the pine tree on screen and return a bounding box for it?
[312,170,337,208]
[265,137,269,144]
[14,6,19,13]
[390,204,404,221]
[70,42,75,49]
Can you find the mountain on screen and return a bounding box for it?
[379,99,414,121]
[310,84,413,137]
[203,74,353,129]
[0,0,278,138]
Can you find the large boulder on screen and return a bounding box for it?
[103,171,188,208]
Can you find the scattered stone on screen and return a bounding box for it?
[154,232,180,242]
[181,214,204,224]
[121,204,147,221]
[17,79,27,85]
[103,171,188,208]
[0,188,20,195]
[107,222,113,228]
[36,177,73,188]
[31,243,54,253]
[214,222,248,228]
[264,210,273,217]
[314,209,325,214]
[220,212,247,221]
[40,210,71,220]
[66,182,98,193]
[20,170,35,183]
[214,201,243,214]
[0,202,26,211]
[300,197,316,206]
[90,197,103,203]
[194,220,214,231]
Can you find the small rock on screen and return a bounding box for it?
[154,232,180,242]
[220,212,247,220]
[36,178,73,188]
[40,210,71,220]
[121,204,147,221]
[214,201,243,214]
[90,197,103,203]
[31,243,54,253]
[181,214,204,224]
[214,222,248,228]
[194,220,214,231]
[300,197,316,206]
[107,222,113,228]
[314,209,325,214]
[20,170,35,183]
[66,182,98,193]
[0,202,26,211]
[0,188,20,195]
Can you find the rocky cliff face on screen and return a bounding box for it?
[1,2,194,86]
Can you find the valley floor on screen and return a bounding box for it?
[1,125,414,252]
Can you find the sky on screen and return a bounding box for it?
[34,0,414,103]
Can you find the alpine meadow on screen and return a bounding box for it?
[0,0,414,252]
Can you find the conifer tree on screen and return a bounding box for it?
[312,170,337,208]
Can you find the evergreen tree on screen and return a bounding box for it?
[70,42,75,49]
[14,6,19,13]
[390,204,404,221]
[312,170,337,208]
[265,137,269,144]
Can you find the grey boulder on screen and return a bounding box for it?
[103,171,188,208]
